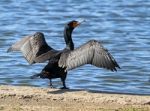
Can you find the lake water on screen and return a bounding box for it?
[0,0,150,95]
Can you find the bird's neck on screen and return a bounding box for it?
[64,27,74,50]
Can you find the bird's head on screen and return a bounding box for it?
[65,19,85,31]
[64,19,85,50]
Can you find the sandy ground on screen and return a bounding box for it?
[0,85,149,111]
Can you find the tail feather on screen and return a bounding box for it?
[30,73,41,79]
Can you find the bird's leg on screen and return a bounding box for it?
[60,79,68,89]
[49,79,54,88]
[60,73,68,89]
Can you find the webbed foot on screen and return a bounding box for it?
[49,85,55,88]
[60,87,69,89]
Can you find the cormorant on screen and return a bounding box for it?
[7,19,120,89]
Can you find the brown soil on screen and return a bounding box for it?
[0,85,149,111]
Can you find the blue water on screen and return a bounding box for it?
[0,0,150,95]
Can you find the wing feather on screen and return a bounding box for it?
[59,40,120,71]
[7,32,58,64]
[7,35,32,52]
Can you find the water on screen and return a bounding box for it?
[0,0,150,95]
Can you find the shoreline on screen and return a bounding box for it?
[0,85,149,111]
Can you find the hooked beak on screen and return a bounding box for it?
[76,19,86,26]
[72,19,85,28]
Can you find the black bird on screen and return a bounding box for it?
[7,19,120,89]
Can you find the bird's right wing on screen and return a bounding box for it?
[7,35,32,52]
[59,40,120,71]
[7,32,58,64]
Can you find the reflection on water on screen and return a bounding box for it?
[0,0,150,94]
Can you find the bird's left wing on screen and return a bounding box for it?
[59,40,120,71]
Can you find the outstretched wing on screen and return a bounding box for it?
[7,32,58,64]
[7,35,32,52]
[59,40,120,71]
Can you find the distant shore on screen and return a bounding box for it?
[0,85,149,111]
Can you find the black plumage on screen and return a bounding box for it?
[7,20,120,89]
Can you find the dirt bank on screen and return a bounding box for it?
[0,85,149,111]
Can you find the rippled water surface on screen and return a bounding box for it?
[0,0,150,94]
